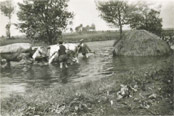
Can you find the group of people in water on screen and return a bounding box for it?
[57,39,92,69]
[0,39,93,70]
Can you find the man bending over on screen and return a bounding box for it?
[77,39,92,58]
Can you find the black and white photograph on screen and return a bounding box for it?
[0,0,173,115]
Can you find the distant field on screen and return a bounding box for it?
[162,28,174,36]
[1,29,173,46]
[63,31,119,43]
[0,31,119,46]
[0,36,30,46]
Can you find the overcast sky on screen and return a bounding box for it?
[0,0,174,36]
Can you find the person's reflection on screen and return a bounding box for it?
[59,68,68,84]
[81,56,89,65]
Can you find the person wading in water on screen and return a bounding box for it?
[77,39,92,58]
[58,40,68,68]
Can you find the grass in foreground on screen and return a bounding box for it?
[1,56,173,116]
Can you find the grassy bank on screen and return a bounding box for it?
[0,31,119,46]
[1,56,173,116]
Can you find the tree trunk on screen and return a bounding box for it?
[113,24,122,46]
[47,30,52,45]
[6,23,11,39]
[49,36,52,45]
[118,7,122,39]
[119,24,122,39]
[8,17,11,39]
[113,8,123,46]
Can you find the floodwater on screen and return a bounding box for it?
[0,40,172,99]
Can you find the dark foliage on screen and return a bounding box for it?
[17,0,73,44]
[128,3,162,36]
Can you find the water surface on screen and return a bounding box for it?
[0,40,172,99]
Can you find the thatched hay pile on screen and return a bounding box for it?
[113,30,171,56]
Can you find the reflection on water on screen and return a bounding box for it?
[0,40,172,98]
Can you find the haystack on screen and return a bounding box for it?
[113,30,171,56]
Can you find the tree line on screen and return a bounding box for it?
[0,0,164,44]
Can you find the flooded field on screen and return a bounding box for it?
[0,40,173,100]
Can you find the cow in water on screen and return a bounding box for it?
[48,43,79,64]
[32,46,49,61]
[32,41,94,65]
[32,43,79,64]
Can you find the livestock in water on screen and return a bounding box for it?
[32,43,79,64]
[32,46,49,61]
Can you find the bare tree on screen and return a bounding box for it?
[0,0,14,39]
